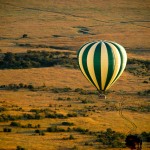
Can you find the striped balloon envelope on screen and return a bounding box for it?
[77,40,127,92]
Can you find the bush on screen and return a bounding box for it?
[51,87,72,93]
[125,105,150,112]
[73,127,89,134]
[74,88,84,92]
[27,123,32,128]
[0,83,38,91]
[23,113,41,120]
[84,142,93,146]
[27,84,34,90]
[0,114,22,122]
[81,99,93,104]
[16,146,26,150]
[62,121,74,126]
[47,126,65,132]
[141,132,150,142]
[3,128,12,132]
[137,90,150,96]
[69,134,75,140]
[35,129,45,135]
[22,34,28,38]
[30,109,40,113]
[63,134,75,140]
[97,128,125,148]
[0,51,78,69]
[45,113,66,119]
[0,106,7,112]
[67,113,77,117]
[10,121,21,127]
[126,58,150,76]
[57,97,63,100]
[35,129,40,133]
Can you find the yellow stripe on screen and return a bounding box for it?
[105,43,121,90]
[101,42,108,90]
[78,42,94,85]
[87,42,100,90]
[107,42,127,87]
[115,42,127,70]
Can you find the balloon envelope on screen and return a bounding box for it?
[77,40,127,92]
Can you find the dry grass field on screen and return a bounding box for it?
[0,0,150,150]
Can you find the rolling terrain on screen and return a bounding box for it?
[0,0,150,150]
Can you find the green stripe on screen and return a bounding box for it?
[77,42,90,57]
[94,42,102,91]
[109,42,124,82]
[77,42,91,70]
[82,42,97,88]
[104,42,115,90]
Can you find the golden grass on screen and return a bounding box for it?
[0,66,149,92]
[0,0,149,53]
[0,0,149,149]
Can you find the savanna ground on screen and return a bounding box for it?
[0,0,150,150]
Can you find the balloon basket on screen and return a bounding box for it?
[98,93,106,99]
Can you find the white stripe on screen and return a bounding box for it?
[105,42,121,90]
[87,42,100,90]
[101,42,108,90]
[109,42,127,86]
[114,42,127,71]
[78,42,95,85]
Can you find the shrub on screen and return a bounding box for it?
[67,113,77,117]
[81,99,93,104]
[47,126,65,132]
[35,124,40,128]
[73,127,89,134]
[84,142,93,146]
[141,132,150,142]
[67,97,71,101]
[3,128,12,132]
[35,129,40,133]
[45,113,66,119]
[35,129,45,135]
[10,121,21,127]
[97,128,125,148]
[16,146,26,150]
[74,88,84,92]
[23,113,41,120]
[72,146,78,150]
[62,121,74,126]
[69,134,75,140]
[0,106,7,112]
[30,109,40,114]
[0,51,78,69]
[19,83,24,88]
[63,134,75,140]
[57,97,63,100]
[27,84,34,90]
[22,34,28,38]
[0,114,22,122]
[51,87,72,93]
[39,131,45,136]
[27,123,32,128]
[137,90,150,96]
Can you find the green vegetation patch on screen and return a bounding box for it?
[97,128,125,148]
[0,51,77,69]
[126,58,150,76]
[124,105,150,112]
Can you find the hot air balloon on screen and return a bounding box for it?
[77,40,127,98]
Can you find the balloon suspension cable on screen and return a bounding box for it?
[118,96,137,135]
